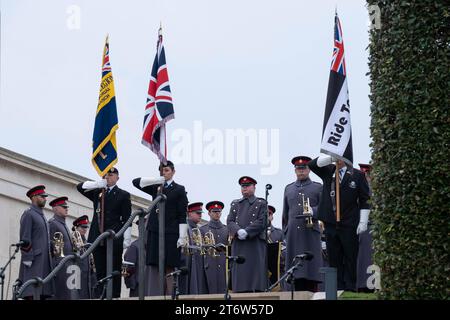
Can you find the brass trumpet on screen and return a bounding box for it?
[71,230,84,253]
[204,230,219,257]
[267,227,273,243]
[192,228,205,255]
[53,232,65,257]
[302,194,314,228]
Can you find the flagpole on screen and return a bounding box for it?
[335,165,341,223]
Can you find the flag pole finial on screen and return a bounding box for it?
[159,21,162,36]
[335,5,338,15]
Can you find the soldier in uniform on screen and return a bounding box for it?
[200,201,229,294]
[18,185,54,299]
[77,167,132,298]
[308,155,370,291]
[267,205,284,243]
[282,156,323,292]
[356,163,374,292]
[48,196,75,299]
[132,160,189,296]
[226,176,268,292]
[184,202,208,294]
[122,218,146,298]
[72,215,96,299]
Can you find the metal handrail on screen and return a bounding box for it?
[17,194,164,300]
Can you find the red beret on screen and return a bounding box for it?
[268,205,276,214]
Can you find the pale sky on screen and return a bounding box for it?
[0,0,372,228]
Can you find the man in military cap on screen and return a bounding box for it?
[356,164,374,292]
[48,196,75,299]
[267,205,283,243]
[132,160,189,296]
[308,155,370,291]
[182,202,208,294]
[122,218,146,298]
[200,201,229,294]
[282,156,323,292]
[18,185,54,299]
[77,167,132,298]
[72,215,96,299]
[226,176,268,292]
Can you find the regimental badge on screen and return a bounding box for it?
[349,181,356,189]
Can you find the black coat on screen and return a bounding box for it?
[76,183,131,243]
[308,158,370,228]
[132,179,188,267]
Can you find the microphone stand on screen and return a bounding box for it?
[170,269,181,300]
[264,184,271,290]
[0,244,21,300]
[224,259,234,300]
[266,257,305,301]
[97,272,117,300]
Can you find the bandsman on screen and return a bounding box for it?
[282,156,323,292]
[226,176,267,292]
[18,185,54,299]
[200,201,229,294]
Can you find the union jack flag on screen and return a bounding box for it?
[330,14,346,76]
[141,29,174,164]
[320,12,353,167]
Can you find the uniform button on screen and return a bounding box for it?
[250,221,253,224]
[218,265,221,268]
[297,226,300,229]
[298,203,301,206]
[252,214,255,217]
[255,206,258,209]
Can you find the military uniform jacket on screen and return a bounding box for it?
[76,183,131,243]
[200,220,229,294]
[282,178,323,281]
[268,225,284,243]
[308,158,370,228]
[132,179,188,234]
[18,205,54,297]
[48,215,75,299]
[226,195,268,292]
[123,239,139,292]
[186,219,208,294]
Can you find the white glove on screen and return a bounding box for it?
[321,241,327,250]
[317,155,335,167]
[23,261,32,267]
[139,177,165,188]
[357,209,370,235]
[237,229,248,240]
[123,227,132,249]
[177,223,188,248]
[82,179,107,190]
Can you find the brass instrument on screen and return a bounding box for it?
[267,227,273,243]
[192,228,205,255]
[203,230,219,257]
[302,194,314,228]
[53,232,65,257]
[71,230,85,253]
[181,233,191,256]
[121,261,135,278]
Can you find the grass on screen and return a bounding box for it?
[339,292,378,300]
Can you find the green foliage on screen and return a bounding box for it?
[367,0,450,299]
